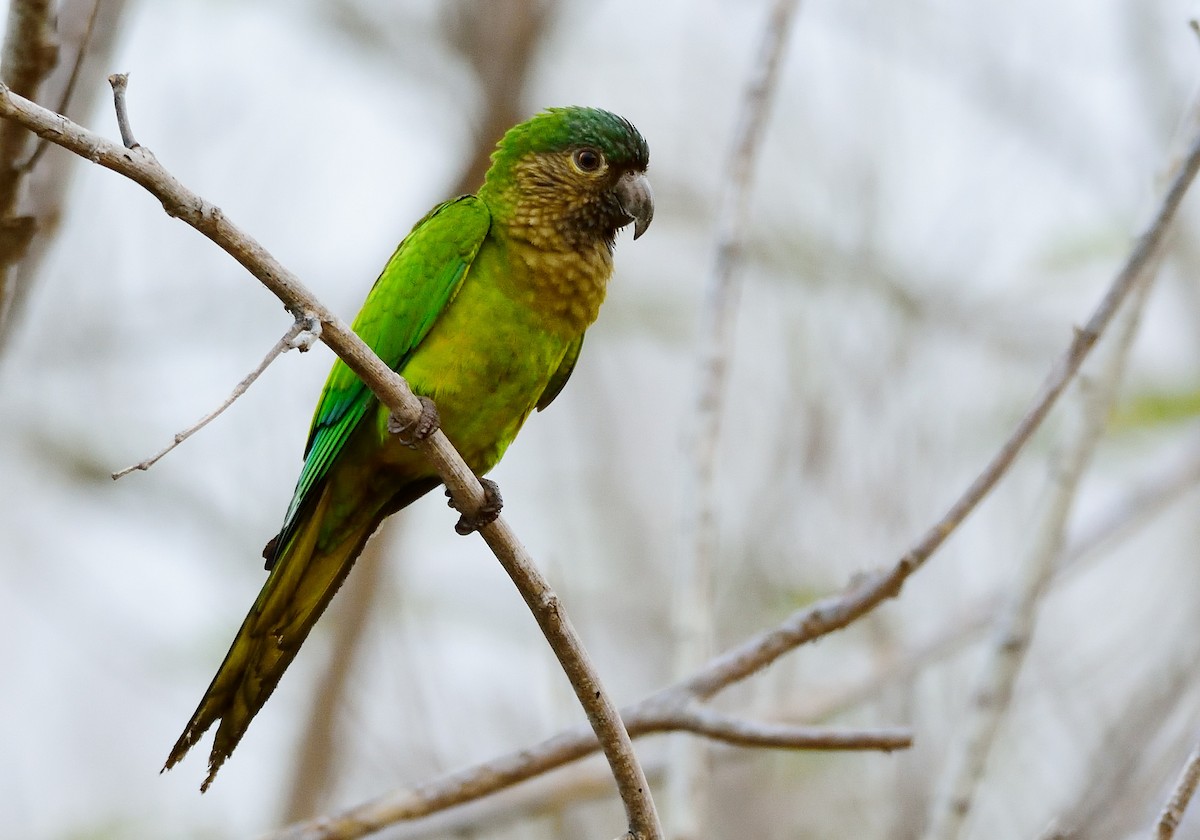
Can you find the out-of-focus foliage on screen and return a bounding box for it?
[1113,387,1200,432]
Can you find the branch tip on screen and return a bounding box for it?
[107,71,139,149]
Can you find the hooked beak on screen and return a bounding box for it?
[614,170,654,240]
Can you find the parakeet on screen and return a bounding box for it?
[163,107,652,791]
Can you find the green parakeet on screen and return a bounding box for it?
[163,107,652,790]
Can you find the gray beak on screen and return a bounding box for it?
[614,170,654,240]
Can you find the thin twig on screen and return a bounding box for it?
[267,704,909,840]
[671,1,801,835]
[0,81,660,840]
[660,706,910,752]
[112,315,319,479]
[336,706,912,840]
[106,71,137,149]
[1153,737,1200,839]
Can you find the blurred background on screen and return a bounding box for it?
[3,0,1200,838]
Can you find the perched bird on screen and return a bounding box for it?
[163,107,652,791]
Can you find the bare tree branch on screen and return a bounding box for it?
[927,75,1200,838]
[670,1,800,837]
[927,260,1158,840]
[759,435,1200,732]
[658,706,910,752]
[18,0,103,174]
[671,117,1200,705]
[267,699,909,840]
[0,82,661,840]
[1152,737,1200,840]
[106,70,137,148]
[0,0,129,354]
[355,761,669,840]
[0,0,58,340]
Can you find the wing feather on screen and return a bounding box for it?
[272,196,491,558]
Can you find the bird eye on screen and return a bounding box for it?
[572,147,603,173]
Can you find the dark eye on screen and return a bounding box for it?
[573,147,603,172]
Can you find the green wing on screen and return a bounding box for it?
[536,333,584,412]
[274,196,491,556]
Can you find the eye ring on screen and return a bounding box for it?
[572,147,604,173]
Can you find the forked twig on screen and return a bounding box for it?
[111,315,320,480]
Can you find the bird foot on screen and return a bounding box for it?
[388,396,440,448]
[447,478,503,535]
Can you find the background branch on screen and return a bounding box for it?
[927,262,1158,839]
[0,0,128,354]
[927,81,1200,839]
[1152,737,1200,840]
[672,117,1200,704]
[0,0,58,340]
[112,315,318,479]
[670,1,800,837]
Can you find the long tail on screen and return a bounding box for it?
[163,482,380,791]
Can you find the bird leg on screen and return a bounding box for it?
[447,478,503,535]
[388,396,440,447]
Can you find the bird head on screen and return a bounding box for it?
[480,107,653,249]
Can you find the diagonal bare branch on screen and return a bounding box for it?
[927,261,1159,840]
[1153,736,1200,840]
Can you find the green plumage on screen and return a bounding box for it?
[164,107,652,790]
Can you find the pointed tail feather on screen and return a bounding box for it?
[163,484,375,791]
